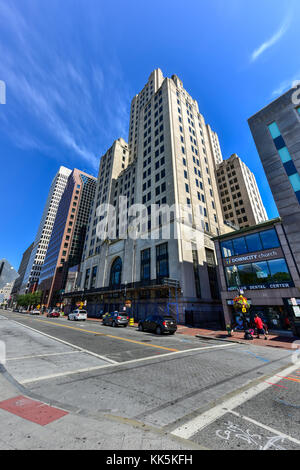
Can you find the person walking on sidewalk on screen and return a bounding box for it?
[254,314,268,340]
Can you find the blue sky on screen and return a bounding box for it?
[1,0,299,269]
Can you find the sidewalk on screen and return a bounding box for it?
[0,368,203,450]
[176,325,298,351]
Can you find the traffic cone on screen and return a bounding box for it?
[129,317,134,327]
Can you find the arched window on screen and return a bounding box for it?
[109,257,122,288]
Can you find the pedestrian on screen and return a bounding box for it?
[254,314,268,340]
[263,321,269,336]
[284,316,291,330]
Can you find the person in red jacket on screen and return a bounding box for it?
[254,314,268,340]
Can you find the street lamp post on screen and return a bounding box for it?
[232,265,243,295]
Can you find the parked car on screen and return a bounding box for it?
[30,309,41,316]
[13,308,20,312]
[68,309,87,321]
[102,311,129,327]
[47,309,60,318]
[138,315,177,335]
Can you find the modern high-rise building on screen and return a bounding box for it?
[64,69,233,324]
[11,242,34,301]
[215,153,268,230]
[38,169,96,307]
[20,166,72,294]
[0,281,14,303]
[248,88,300,270]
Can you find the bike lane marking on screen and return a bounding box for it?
[228,409,300,447]
[171,363,300,440]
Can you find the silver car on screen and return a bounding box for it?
[68,309,87,321]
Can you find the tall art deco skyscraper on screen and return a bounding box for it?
[68,69,234,322]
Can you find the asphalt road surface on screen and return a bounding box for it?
[0,309,299,450]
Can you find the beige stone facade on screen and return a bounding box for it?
[216,154,268,230]
[69,69,236,324]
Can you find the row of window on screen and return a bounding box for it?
[221,228,280,258]
[225,258,292,289]
[83,243,169,290]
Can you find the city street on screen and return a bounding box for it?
[0,309,299,450]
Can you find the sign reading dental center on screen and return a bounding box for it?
[228,281,295,292]
[223,248,284,267]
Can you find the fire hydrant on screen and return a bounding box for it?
[226,324,232,337]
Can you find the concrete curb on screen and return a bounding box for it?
[195,334,245,345]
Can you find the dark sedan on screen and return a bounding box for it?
[138,315,177,335]
[102,311,129,327]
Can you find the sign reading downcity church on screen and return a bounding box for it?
[223,248,284,267]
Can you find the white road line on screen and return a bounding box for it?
[20,364,117,384]
[171,363,300,440]
[6,351,80,361]
[19,343,238,384]
[8,319,118,364]
[229,410,300,446]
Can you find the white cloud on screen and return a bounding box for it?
[250,14,291,62]
[272,71,300,97]
[0,2,131,172]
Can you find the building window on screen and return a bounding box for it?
[289,173,300,192]
[205,248,219,299]
[156,243,169,279]
[259,229,280,250]
[109,257,122,288]
[268,122,281,139]
[225,258,292,290]
[220,228,280,258]
[141,248,151,281]
[91,266,97,288]
[192,243,201,298]
[84,268,90,290]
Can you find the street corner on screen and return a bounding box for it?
[0,395,68,426]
